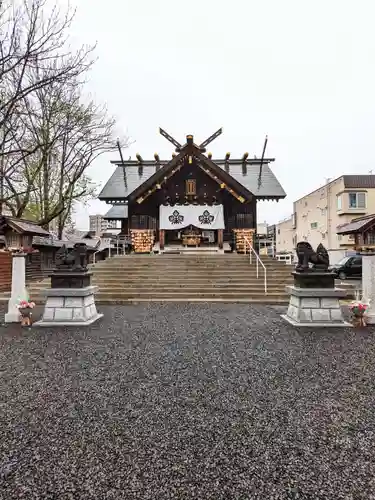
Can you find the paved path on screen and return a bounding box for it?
[0,304,374,499]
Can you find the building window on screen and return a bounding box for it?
[337,234,342,241]
[366,231,375,245]
[337,195,342,210]
[310,222,318,229]
[185,179,196,195]
[277,228,280,235]
[349,192,366,209]
[348,234,355,241]
[321,208,326,216]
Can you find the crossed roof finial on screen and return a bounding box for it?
[159,127,223,153]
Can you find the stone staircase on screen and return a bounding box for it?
[10,254,296,305]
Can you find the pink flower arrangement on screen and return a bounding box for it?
[349,301,368,317]
[16,300,35,310]
[349,300,369,327]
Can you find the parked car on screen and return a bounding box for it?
[328,255,362,280]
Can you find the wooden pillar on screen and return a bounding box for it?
[218,229,223,249]
[159,229,165,251]
[121,218,128,234]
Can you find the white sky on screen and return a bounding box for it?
[65,0,375,229]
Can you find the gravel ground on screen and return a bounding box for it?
[0,303,375,500]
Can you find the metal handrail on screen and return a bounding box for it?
[243,236,267,294]
[93,238,113,265]
[92,238,102,266]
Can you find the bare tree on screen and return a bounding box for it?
[0,0,130,233]
[0,0,95,130]
[6,80,128,235]
[0,0,96,216]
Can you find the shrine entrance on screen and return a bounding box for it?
[164,225,218,248]
[158,204,225,251]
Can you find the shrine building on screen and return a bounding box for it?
[99,129,286,253]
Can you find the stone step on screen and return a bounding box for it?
[91,290,286,298]
[92,287,288,293]
[91,280,293,286]
[92,268,292,274]
[94,259,288,265]
[0,295,289,305]
[94,256,285,263]
[23,285,289,293]
[92,270,293,281]
[94,297,290,304]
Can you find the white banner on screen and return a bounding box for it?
[159,204,225,230]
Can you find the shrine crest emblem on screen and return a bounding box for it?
[169,210,184,224]
[198,210,214,225]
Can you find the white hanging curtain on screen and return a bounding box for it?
[159,204,225,230]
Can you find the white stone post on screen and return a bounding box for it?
[5,253,27,323]
[361,253,375,324]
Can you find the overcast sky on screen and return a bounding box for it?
[66,0,375,229]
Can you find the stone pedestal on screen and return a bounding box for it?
[35,270,103,327]
[361,253,375,324]
[5,253,27,323]
[281,271,351,327]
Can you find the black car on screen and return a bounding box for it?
[328,255,362,280]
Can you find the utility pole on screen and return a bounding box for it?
[0,127,5,216]
[325,178,331,249]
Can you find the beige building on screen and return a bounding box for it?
[276,175,375,261]
[276,216,295,253]
[89,214,117,236]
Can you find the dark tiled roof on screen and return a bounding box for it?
[337,214,375,234]
[7,218,51,236]
[343,175,375,189]
[103,205,128,219]
[33,236,64,247]
[65,230,93,240]
[33,235,100,249]
[99,163,286,201]
[221,163,285,199]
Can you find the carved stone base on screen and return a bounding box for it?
[35,286,103,327]
[281,285,352,327]
[293,271,335,289]
[50,271,92,289]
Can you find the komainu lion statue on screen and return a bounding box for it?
[55,243,88,271]
[295,241,330,272]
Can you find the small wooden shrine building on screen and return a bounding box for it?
[99,129,286,253]
[337,213,375,251]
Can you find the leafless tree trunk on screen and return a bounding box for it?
[0,0,95,130]
[5,78,129,229]
[0,0,96,215]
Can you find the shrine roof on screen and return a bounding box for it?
[103,205,128,220]
[6,217,51,236]
[98,160,286,202]
[337,214,375,235]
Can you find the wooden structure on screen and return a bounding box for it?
[33,231,102,271]
[98,129,286,252]
[0,216,50,250]
[337,214,375,251]
[0,216,51,285]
